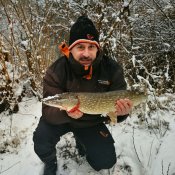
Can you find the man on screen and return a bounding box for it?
[33,16,132,175]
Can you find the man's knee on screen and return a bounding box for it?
[86,144,116,171]
[33,120,58,156]
[33,119,70,160]
[33,128,49,155]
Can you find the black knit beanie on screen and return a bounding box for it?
[69,16,100,50]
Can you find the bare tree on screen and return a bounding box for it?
[0,0,174,114]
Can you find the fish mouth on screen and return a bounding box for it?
[43,100,67,110]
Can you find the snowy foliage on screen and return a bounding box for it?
[0,94,175,175]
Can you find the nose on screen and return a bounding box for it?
[82,48,90,57]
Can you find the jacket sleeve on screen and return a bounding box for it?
[42,68,71,125]
[108,63,129,123]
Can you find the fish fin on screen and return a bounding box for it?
[107,112,117,125]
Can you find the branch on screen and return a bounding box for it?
[152,0,174,28]
[0,161,20,174]
[167,163,171,175]
[132,127,143,166]
[147,139,154,167]
[101,0,133,48]
[162,160,164,175]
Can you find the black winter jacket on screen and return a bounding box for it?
[42,52,128,128]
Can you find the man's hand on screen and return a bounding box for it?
[115,99,133,116]
[67,110,83,119]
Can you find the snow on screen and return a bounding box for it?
[123,1,129,8]
[20,40,29,50]
[0,93,175,175]
[131,55,136,67]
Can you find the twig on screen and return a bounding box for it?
[132,127,143,166]
[0,161,20,174]
[101,0,133,48]
[167,163,171,175]
[17,112,37,118]
[10,114,13,136]
[147,139,154,167]
[162,160,164,175]
[152,0,174,28]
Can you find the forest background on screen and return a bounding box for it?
[0,0,174,112]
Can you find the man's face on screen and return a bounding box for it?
[70,42,98,66]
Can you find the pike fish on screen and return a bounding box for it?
[42,90,147,124]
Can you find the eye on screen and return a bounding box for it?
[89,45,96,49]
[76,45,84,50]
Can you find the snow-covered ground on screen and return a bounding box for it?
[0,94,175,175]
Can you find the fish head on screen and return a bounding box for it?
[42,93,79,111]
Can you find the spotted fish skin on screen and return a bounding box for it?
[42,90,147,116]
[76,90,147,115]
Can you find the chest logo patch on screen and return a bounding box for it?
[98,80,110,85]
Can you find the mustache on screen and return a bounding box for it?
[79,57,92,61]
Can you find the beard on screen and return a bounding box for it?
[79,56,93,62]
[78,56,94,66]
